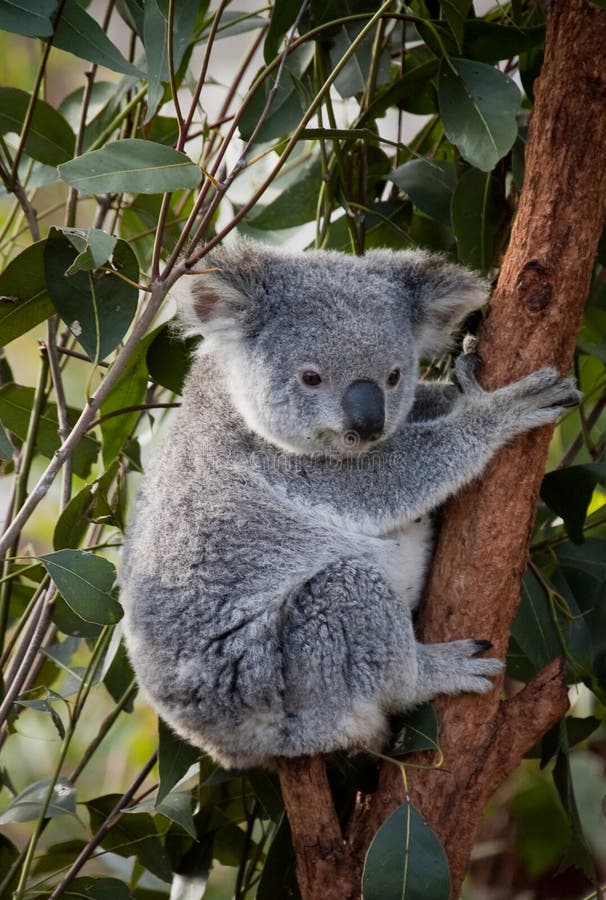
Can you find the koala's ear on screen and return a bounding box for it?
[364,249,489,357]
[176,240,270,340]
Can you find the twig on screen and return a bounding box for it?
[47,753,158,900]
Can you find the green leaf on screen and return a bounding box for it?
[54,0,142,76]
[330,24,391,99]
[360,47,438,122]
[0,834,19,894]
[555,538,606,581]
[54,226,118,275]
[0,87,75,166]
[257,813,300,899]
[40,549,123,625]
[451,167,501,272]
[362,801,450,900]
[135,789,196,837]
[510,567,592,681]
[157,719,200,804]
[142,0,200,120]
[248,157,323,230]
[0,384,100,479]
[61,877,134,899]
[0,421,13,459]
[390,159,456,228]
[462,22,545,64]
[16,695,66,739]
[247,770,284,823]
[53,486,95,550]
[390,703,438,755]
[103,639,136,709]
[0,777,76,824]
[239,44,314,143]
[44,231,139,363]
[441,0,472,49]
[265,0,301,62]
[58,139,201,195]
[438,58,520,172]
[531,716,601,765]
[0,240,55,345]
[146,325,196,394]
[87,794,173,882]
[100,329,154,465]
[540,464,606,545]
[0,0,56,37]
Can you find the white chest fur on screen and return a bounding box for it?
[369,518,433,609]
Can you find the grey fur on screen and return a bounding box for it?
[121,241,580,768]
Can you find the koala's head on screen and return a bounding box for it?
[178,240,487,456]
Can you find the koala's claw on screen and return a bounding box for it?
[545,391,582,410]
[473,639,493,653]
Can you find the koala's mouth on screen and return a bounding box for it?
[316,427,387,455]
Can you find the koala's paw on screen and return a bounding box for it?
[500,368,581,429]
[418,639,504,698]
[453,343,483,394]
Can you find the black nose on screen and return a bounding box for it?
[341,380,385,442]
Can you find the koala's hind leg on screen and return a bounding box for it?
[277,560,503,757]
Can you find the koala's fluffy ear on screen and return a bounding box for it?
[364,249,489,357]
[176,240,271,340]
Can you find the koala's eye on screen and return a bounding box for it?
[387,368,401,388]
[301,370,322,387]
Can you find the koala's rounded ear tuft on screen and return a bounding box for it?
[363,249,489,358]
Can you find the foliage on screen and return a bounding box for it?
[0,1,604,898]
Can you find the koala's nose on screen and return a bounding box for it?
[341,380,385,442]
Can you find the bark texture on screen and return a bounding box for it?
[278,1,606,897]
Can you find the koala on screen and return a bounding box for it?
[121,240,579,769]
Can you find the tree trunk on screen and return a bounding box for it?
[278,1,606,897]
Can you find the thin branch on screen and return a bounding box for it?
[47,753,158,900]
[0,265,187,560]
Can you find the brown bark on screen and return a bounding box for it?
[276,757,362,900]
[278,1,606,897]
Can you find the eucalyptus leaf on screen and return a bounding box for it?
[438,58,520,171]
[391,703,438,755]
[0,87,74,165]
[390,159,456,227]
[61,876,134,899]
[54,0,143,76]
[0,421,14,459]
[146,325,196,394]
[362,801,450,900]
[59,139,201,195]
[451,166,501,272]
[57,227,118,275]
[540,464,606,544]
[40,549,123,625]
[265,0,301,62]
[0,777,76,824]
[0,240,55,345]
[53,486,95,551]
[44,231,139,363]
[556,538,606,581]
[0,0,56,37]
[157,719,200,804]
[0,384,100,479]
[87,794,172,882]
[248,157,323,230]
[257,813,300,899]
